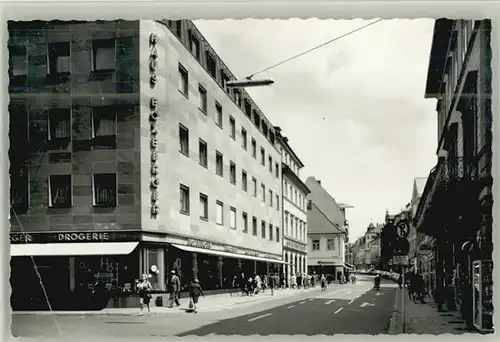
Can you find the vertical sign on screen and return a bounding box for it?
[149,33,160,218]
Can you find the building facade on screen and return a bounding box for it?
[305,177,349,280]
[9,20,285,310]
[415,19,492,329]
[275,132,310,284]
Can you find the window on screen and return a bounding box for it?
[215,102,223,127]
[230,207,237,229]
[48,108,71,140]
[295,190,298,205]
[261,184,266,202]
[241,128,248,150]
[276,227,280,242]
[276,194,280,210]
[261,220,266,239]
[174,20,182,38]
[252,177,257,197]
[190,33,200,60]
[299,194,302,209]
[242,170,248,191]
[216,201,224,225]
[269,189,273,207]
[260,148,265,165]
[327,239,336,250]
[284,182,288,197]
[9,45,27,76]
[48,42,71,74]
[199,139,207,167]
[312,239,320,251]
[234,90,242,107]
[179,124,189,155]
[178,64,188,96]
[251,139,257,158]
[198,84,207,113]
[49,175,72,208]
[92,39,115,71]
[285,212,289,234]
[180,184,190,214]
[252,216,257,236]
[199,193,208,220]
[93,173,116,207]
[244,99,252,117]
[206,52,216,78]
[242,212,248,233]
[92,106,117,138]
[221,71,230,92]
[275,162,279,178]
[230,162,236,185]
[269,224,273,241]
[268,156,273,173]
[229,116,236,139]
[216,151,223,177]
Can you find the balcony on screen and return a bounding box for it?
[438,156,478,186]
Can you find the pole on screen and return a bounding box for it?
[402,269,406,333]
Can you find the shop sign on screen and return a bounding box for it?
[9,231,142,244]
[187,238,212,250]
[223,246,238,254]
[149,32,160,218]
[284,237,307,252]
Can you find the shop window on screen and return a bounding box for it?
[48,108,71,141]
[9,45,27,76]
[230,207,237,229]
[242,212,248,233]
[49,174,72,208]
[199,193,208,220]
[241,170,247,191]
[215,102,223,127]
[180,184,190,214]
[198,84,207,113]
[48,42,70,74]
[229,162,236,185]
[179,124,189,156]
[178,64,189,97]
[252,216,257,236]
[251,139,257,158]
[92,39,116,71]
[216,151,223,177]
[199,139,207,167]
[93,173,117,207]
[216,201,224,225]
[261,220,266,239]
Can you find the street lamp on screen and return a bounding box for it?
[226,78,274,88]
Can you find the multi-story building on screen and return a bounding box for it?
[8,20,285,310]
[415,19,492,328]
[305,177,349,280]
[407,177,427,271]
[275,131,309,284]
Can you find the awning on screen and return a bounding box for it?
[10,242,139,257]
[171,244,286,264]
[344,262,355,270]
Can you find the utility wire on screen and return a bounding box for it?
[247,18,384,79]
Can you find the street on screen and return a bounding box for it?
[12,276,398,337]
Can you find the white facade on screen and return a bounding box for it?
[139,20,283,258]
[279,138,309,281]
[307,233,345,269]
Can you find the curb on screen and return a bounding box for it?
[12,288,309,316]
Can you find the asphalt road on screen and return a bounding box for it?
[178,282,397,335]
[12,276,397,337]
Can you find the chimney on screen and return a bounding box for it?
[282,137,289,143]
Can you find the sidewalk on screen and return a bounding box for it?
[13,287,313,316]
[389,288,473,335]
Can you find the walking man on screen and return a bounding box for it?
[168,270,181,307]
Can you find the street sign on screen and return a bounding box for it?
[392,255,409,266]
[396,220,409,238]
[393,237,410,255]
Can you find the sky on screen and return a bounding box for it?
[194,19,438,242]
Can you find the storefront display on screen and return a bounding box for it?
[472,260,493,333]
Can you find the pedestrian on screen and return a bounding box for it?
[291,274,297,289]
[230,275,238,297]
[136,274,153,316]
[188,278,205,313]
[254,274,262,295]
[297,274,302,289]
[269,273,276,295]
[320,274,327,291]
[168,270,181,307]
[262,275,268,293]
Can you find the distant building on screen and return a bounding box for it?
[305,177,350,280]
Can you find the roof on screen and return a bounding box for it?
[414,177,428,198]
[278,135,305,168]
[305,177,346,234]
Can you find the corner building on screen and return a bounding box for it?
[8,20,284,310]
